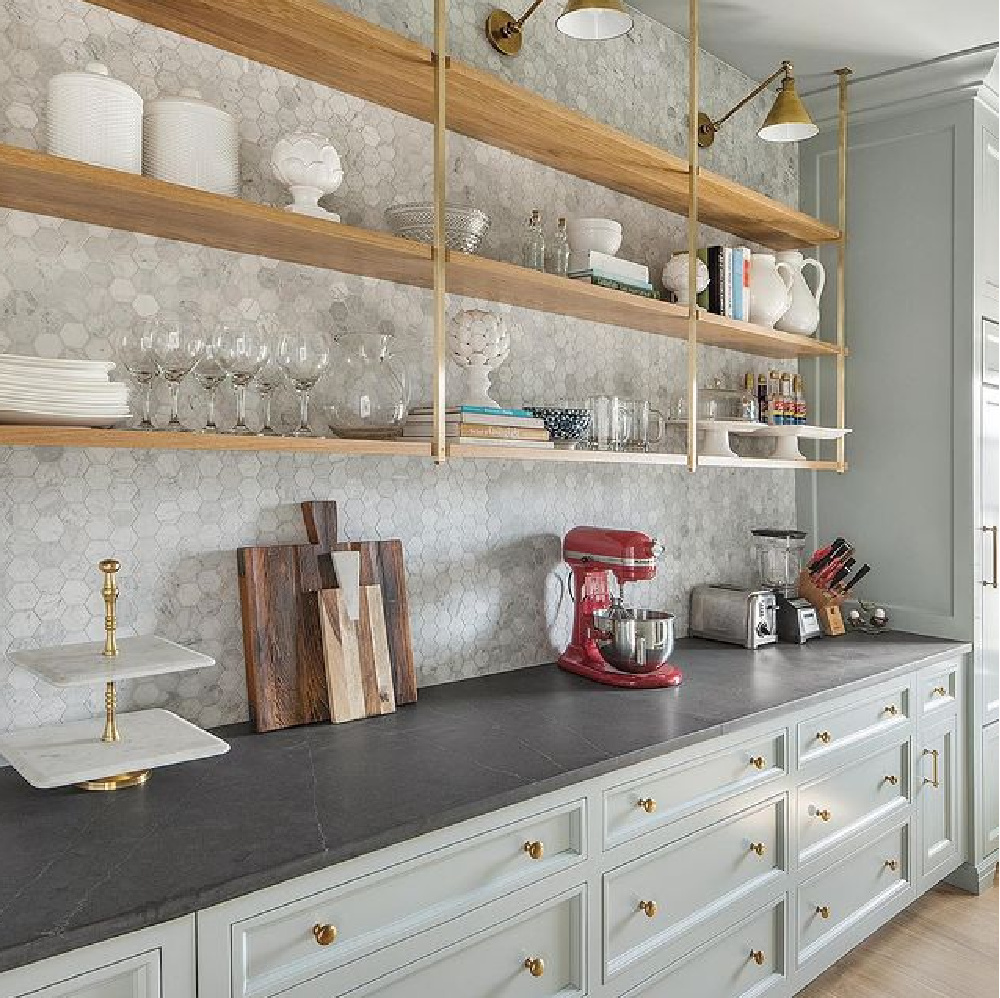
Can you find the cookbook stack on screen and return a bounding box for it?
[0,355,131,426]
[403,405,554,448]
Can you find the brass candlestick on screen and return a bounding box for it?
[99,559,121,743]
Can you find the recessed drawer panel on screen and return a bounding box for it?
[8,952,160,998]
[917,660,960,717]
[604,730,786,849]
[798,739,909,863]
[798,685,909,767]
[622,896,786,998]
[234,801,585,998]
[797,822,910,967]
[604,796,785,980]
[341,888,585,998]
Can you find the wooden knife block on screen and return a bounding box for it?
[798,570,846,637]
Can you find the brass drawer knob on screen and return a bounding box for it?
[312,923,337,946]
[932,685,948,697]
[883,704,898,716]
[749,842,766,857]
[637,797,657,814]
[638,900,658,918]
[749,755,766,770]
[750,949,765,966]
[816,905,831,919]
[523,840,544,861]
[816,808,832,821]
[816,731,832,744]
[523,957,545,977]
[883,774,899,786]
[884,859,898,871]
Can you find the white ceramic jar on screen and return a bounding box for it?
[749,253,795,329]
[774,250,826,335]
[47,62,143,173]
[143,89,239,196]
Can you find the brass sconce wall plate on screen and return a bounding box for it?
[487,8,524,56]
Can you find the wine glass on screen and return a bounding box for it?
[149,315,204,432]
[218,320,268,436]
[278,330,330,437]
[115,327,158,431]
[254,358,286,437]
[192,331,227,433]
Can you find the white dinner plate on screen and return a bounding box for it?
[0,410,130,427]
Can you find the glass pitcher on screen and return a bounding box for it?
[326,332,410,438]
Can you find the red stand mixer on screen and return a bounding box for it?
[559,525,683,689]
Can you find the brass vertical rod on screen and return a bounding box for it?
[835,68,851,473]
[686,0,699,472]
[431,0,448,463]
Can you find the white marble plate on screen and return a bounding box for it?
[0,709,229,788]
[9,635,216,687]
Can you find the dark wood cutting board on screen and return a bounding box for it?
[237,543,329,732]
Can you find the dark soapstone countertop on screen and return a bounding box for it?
[0,631,967,973]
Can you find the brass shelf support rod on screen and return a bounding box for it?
[432,0,449,464]
[686,0,699,472]
[835,67,851,473]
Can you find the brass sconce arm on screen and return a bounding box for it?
[698,61,792,148]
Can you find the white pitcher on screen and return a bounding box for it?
[775,250,826,335]
[749,253,795,329]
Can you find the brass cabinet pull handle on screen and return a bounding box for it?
[816,808,832,821]
[984,525,999,589]
[749,755,766,770]
[637,797,657,814]
[816,731,832,744]
[883,704,898,716]
[816,905,831,919]
[750,949,765,966]
[523,840,544,860]
[923,747,940,788]
[312,923,337,946]
[523,957,545,977]
[884,859,898,871]
[638,900,658,918]
[932,685,948,697]
[884,774,899,786]
[749,842,766,856]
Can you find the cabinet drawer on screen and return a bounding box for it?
[797,684,909,767]
[604,730,786,849]
[917,660,960,717]
[293,888,585,998]
[6,952,160,998]
[798,739,909,863]
[233,800,585,998]
[797,822,910,967]
[621,896,786,998]
[604,796,785,980]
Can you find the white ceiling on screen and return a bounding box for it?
[632,0,999,86]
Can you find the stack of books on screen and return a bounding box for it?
[696,245,751,320]
[568,251,659,300]
[403,405,555,449]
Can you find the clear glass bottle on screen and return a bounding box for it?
[522,209,545,271]
[549,216,570,276]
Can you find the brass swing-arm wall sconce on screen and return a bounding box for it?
[698,60,818,147]
[487,0,633,57]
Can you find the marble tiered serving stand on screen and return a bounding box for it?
[670,420,852,460]
[0,560,228,791]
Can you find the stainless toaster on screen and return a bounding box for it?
[690,584,778,649]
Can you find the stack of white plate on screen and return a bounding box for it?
[0,356,131,427]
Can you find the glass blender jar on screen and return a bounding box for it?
[752,528,808,597]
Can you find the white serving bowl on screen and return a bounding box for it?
[566,217,623,256]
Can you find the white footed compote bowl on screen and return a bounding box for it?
[662,252,710,306]
[447,309,511,409]
[270,132,344,221]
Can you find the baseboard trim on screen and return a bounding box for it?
[944,856,999,895]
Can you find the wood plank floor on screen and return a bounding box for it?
[800,874,999,997]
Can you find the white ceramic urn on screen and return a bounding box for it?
[662,252,710,306]
[774,250,826,335]
[749,253,795,329]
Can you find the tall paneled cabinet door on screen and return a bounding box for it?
[917,714,962,891]
[982,381,999,726]
[979,120,999,315]
[0,917,194,998]
[982,721,1000,859]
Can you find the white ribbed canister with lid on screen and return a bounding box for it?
[46,61,143,172]
[143,88,239,196]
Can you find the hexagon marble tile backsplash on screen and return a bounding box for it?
[0,0,802,733]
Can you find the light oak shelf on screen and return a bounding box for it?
[85,0,840,250]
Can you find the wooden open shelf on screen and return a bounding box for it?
[84,0,840,250]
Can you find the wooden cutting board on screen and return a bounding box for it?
[237,543,328,732]
[316,584,396,723]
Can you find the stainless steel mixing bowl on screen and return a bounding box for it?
[592,608,676,674]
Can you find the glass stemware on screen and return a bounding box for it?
[254,359,286,437]
[192,333,227,433]
[219,320,269,436]
[115,327,159,431]
[149,315,204,432]
[278,330,331,437]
